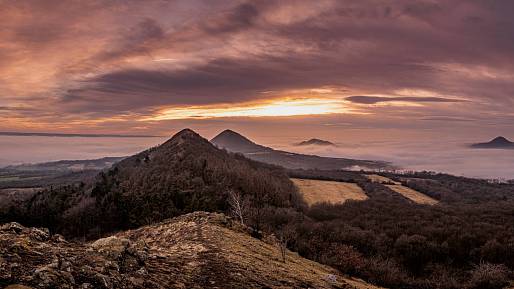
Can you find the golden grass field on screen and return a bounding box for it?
[385,184,439,205]
[291,178,368,206]
[365,174,438,205]
[365,174,401,185]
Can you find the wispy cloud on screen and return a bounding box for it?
[345,95,468,105]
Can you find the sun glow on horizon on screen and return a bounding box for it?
[144,97,355,121]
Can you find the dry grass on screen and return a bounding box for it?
[364,174,437,205]
[385,184,438,205]
[365,174,401,185]
[119,212,385,289]
[346,277,388,289]
[291,178,368,206]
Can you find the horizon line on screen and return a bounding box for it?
[0,131,162,138]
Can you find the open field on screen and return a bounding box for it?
[364,174,438,205]
[386,184,439,205]
[365,174,401,184]
[0,176,20,182]
[291,178,368,206]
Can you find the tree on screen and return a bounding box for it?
[277,224,296,263]
[228,190,248,225]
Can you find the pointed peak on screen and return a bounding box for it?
[163,128,206,146]
[211,129,251,142]
[211,129,270,153]
[176,128,197,135]
[218,129,244,137]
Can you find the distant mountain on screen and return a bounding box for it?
[3,156,125,172]
[471,136,514,149]
[211,130,390,170]
[295,138,335,147]
[210,129,271,153]
[13,129,298,237]
[0,157,125,189]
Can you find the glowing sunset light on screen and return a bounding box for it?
[145,98,353,121]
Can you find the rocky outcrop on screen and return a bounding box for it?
[0,221,150,289]
[1,213,378,289]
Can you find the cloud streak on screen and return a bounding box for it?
[345,95,468,105]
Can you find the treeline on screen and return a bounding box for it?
[382,171,514,203]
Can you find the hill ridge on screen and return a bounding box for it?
[15,128,298,238]
[471,136,514,149]
[211,129,390,170]
[296,138,336,146]
[0,212,382,289]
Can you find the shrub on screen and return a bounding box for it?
[468,262,510,289]
[319,243,364,275]
[361,257,410,288]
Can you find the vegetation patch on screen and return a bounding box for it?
[365,174,401,185]
[385,184,438,205]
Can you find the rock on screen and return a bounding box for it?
[325,274,337,283]
[1,222,25,234]
[93,273,113,289]
[91,236,131,260]
[51,234,66,243]
[29,228,50,241]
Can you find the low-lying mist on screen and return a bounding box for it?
[276,139,514,180]
[1,135,513,180]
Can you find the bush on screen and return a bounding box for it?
[468,262,510,289]
[319,243,364,275]
[361,257,410,288]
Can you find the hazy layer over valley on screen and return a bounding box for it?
[2,133,514,179]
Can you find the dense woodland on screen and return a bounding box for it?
[282,169,514,289]
[1,132,514,289]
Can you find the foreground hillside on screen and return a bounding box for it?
[0,212,381,289]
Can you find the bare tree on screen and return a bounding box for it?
[277,224,296,263]
[228,190,247,225]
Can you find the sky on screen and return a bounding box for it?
[2,0,514,142]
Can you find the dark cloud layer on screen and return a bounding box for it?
[346,96,467,105]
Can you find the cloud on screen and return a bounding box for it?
[345,95,468,104]
[1,0,514,136]
[200,3,260,34]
